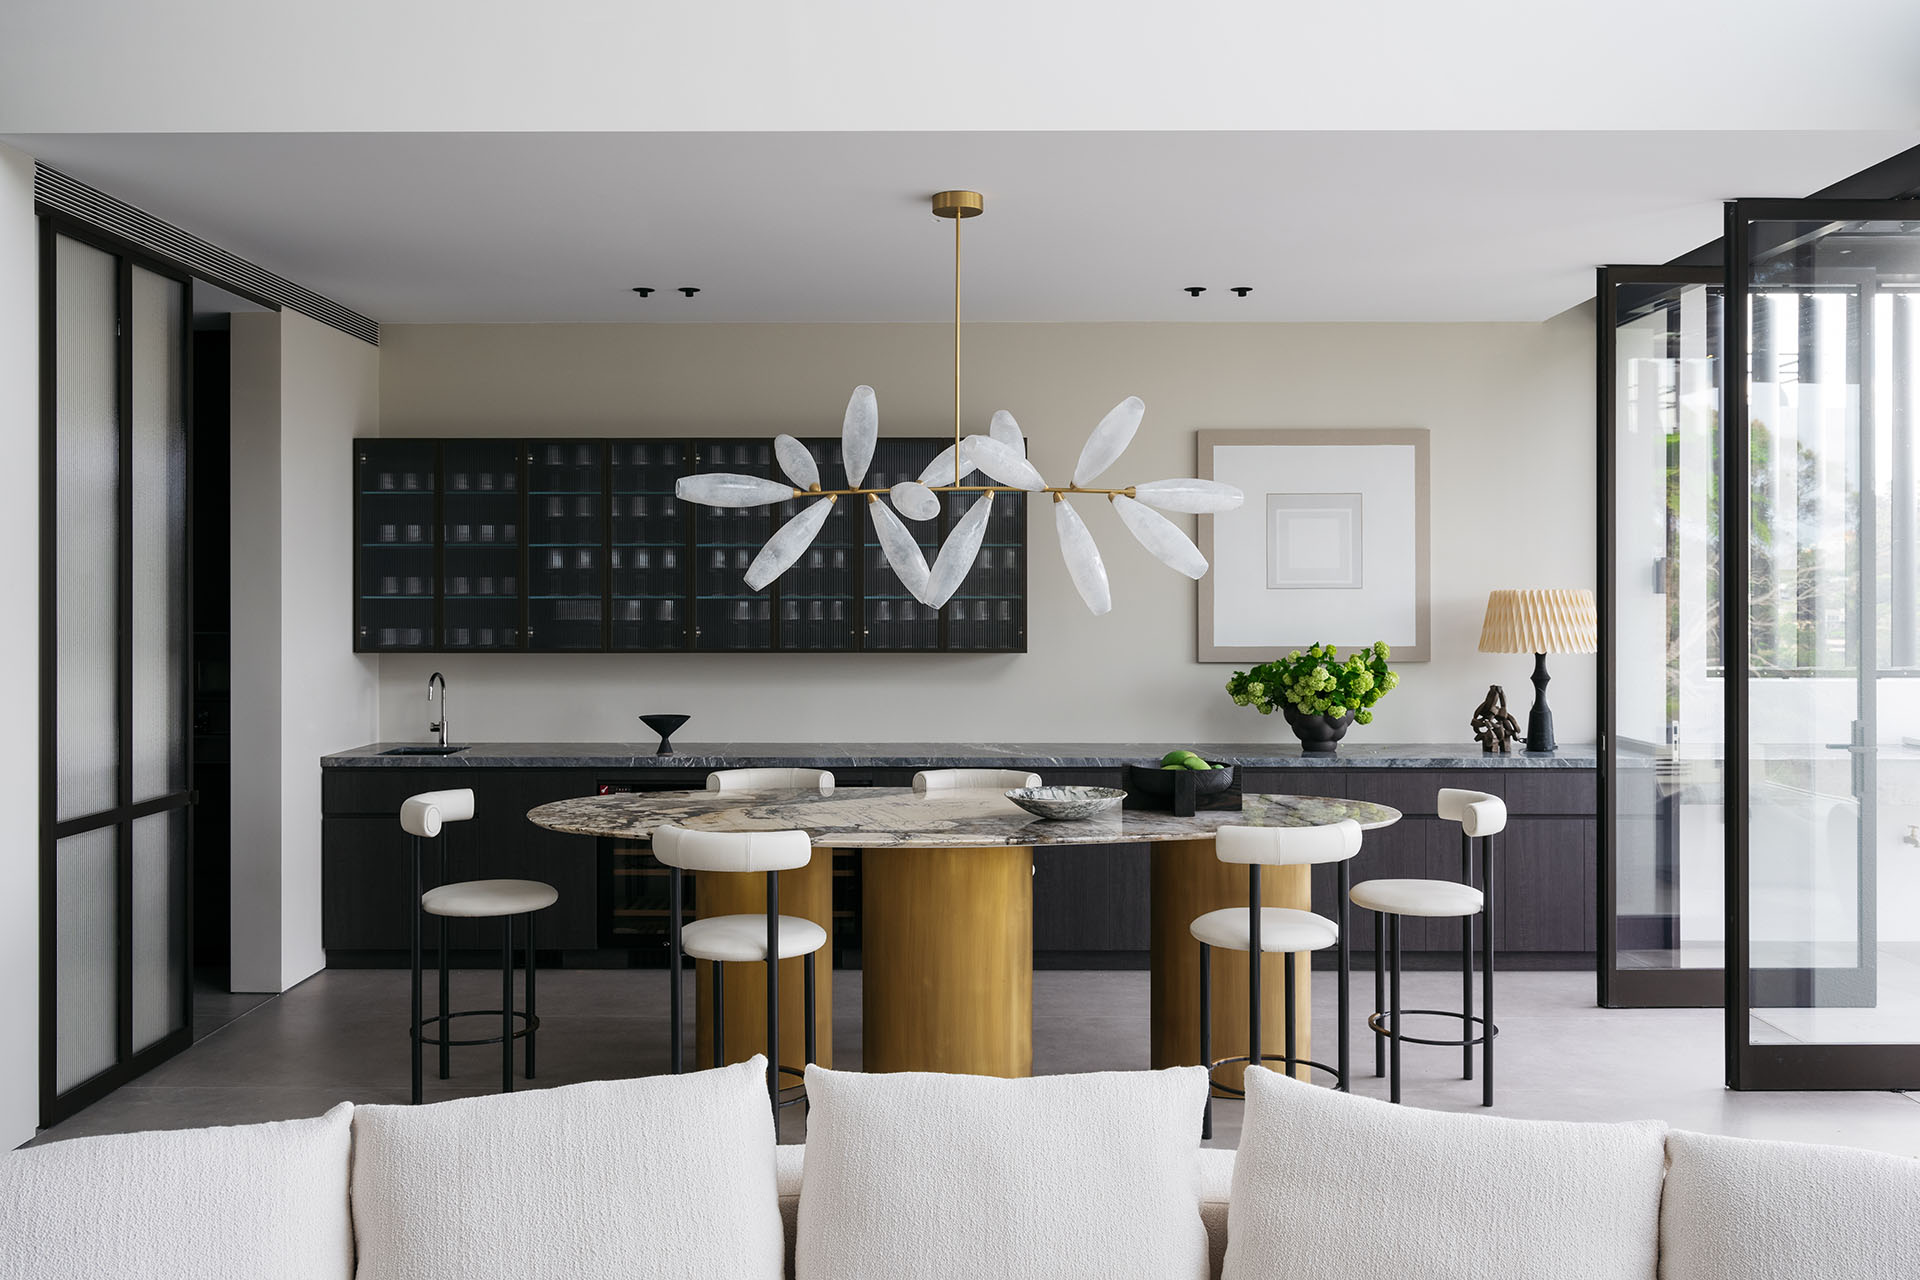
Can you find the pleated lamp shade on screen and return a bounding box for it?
[1477,588,1597,655]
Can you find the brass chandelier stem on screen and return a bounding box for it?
[953,206,962,486]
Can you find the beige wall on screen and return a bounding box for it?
[231,311,380,992]
[375,316,1596,747]
[0,142,40,1146]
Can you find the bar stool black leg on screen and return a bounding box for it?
[1282,951,1297,1081]
[668,865,684,1075]
[1247,864,1262,1088]
[765,871,780,1123]
[1388,914,1402,1105]
[1198,942,1212,1141]
[1336,861,1351,1092]
[804,952,818,1066]
[501,914,514,1094]
[437,915,450,1081]
[410,836,423,1106]
[1462,828,1474,1081]
[1373,915,1386,1078]
[525,911,538,1079]
[1483,835,1496,1107]
[712,963,725,1070]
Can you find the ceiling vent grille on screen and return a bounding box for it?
[34,164,379,346]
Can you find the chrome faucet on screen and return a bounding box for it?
[427,672,448,747]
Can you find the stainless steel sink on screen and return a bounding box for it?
[380,745,469,756]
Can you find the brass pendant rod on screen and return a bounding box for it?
[953,208,962,488]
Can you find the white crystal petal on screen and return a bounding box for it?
[918,441,976,488]
[923,493,994,609]
[1053,498,1112,615]
[743,497,836,590]
[964,433,1046,491]
[774,434,819,491]
[1112,494,1208,579]
[1131,478,1245,514]
[1072,395,1145,486]
[889,480,941,521]
[868,499,931,600]
[989,409,1023,451]
[676,473,794,508]
[842,385,878,488]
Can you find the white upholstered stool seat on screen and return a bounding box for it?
[681,913,829,964]
[420,878,560,919]
[912,768,1042,792]
[1189,906,1338,954]
[1349,878,1485,919]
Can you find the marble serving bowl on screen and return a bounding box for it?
[1004,785,1127,821]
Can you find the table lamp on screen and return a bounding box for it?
[1477,588,1597,753]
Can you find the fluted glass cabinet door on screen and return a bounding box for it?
[41,226,196,1127]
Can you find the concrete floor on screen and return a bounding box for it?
[28,967,1920,1155]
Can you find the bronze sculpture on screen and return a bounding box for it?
[1471,684,1523,753]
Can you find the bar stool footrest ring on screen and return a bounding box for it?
[1366,1008,1496,1048]
[416,1008,539,1048]
[1205,1052,1343,1097]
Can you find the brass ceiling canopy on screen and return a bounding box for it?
[931,190,984,219]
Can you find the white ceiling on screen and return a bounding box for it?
[8,130,1917,324]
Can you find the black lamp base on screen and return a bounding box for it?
[1525,652,1556,753]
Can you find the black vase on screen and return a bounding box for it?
[1282,705,1357,754]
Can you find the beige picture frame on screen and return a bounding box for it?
[1197,428,1431,663]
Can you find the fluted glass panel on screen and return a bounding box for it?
[677,473,793,507]
[774,434,819,491]
[56,828,118,1092]
[132,810,187,1052]
[744,496,836,590]
[1073,396,1145,486]
[1112,494,1208,578]
[925,493,994,608]
[55,235,120,822]
[842,385,878,487]
[131,266,187,800]
[1054,498,1112,615]
[1132,477,1244,514]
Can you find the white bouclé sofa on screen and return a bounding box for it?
[2,1058,1916,1280]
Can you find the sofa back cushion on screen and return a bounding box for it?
[1659,1129,1920,1279]
[0,1102,353,1280]
[1226,1069,1666,1280]
[795,1064,1212,1280]
[350,1059,783,1280]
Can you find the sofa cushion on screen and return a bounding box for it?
[1659,1128,1920,1279]
[795,1065,1211,1280]
[0,1102,353,1280]
[350,1059,783,1280]
[1225,1069,1666,1280]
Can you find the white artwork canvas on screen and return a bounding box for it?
[1198,429,1429,662]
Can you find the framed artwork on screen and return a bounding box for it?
[1197,428,1430,662]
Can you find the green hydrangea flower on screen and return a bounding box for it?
[1225,641,1398,731]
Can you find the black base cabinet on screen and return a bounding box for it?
[320,763,1595,970]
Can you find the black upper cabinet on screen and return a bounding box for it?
[354,437,1028,654]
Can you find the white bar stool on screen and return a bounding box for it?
[707,767,835,793]
[403,788,557,1105]
[1195,819,1362,1139]
[912,768,1042,792]
[1349,787,1504,1106]
[655,822,826,1120]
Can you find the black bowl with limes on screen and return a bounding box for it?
[1125,758,1236,815]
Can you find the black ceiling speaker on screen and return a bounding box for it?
[1184,286,1206,297]
[631,286,655,297]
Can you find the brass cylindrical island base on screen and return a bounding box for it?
[692,851,834,1073]
[1151,838,1312,1089]
[861,845,1033,1077]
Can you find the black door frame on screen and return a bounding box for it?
[1723,196,1920,1090]
[1596,264,1727,1010]
[38,212,201,1127]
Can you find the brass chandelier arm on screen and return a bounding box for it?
[800,484,1138,500]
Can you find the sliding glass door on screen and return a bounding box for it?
[1599,268,1728,1007]
[1725,199,1920,1089]
[40,220,195,1125]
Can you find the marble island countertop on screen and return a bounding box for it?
[324,740,1597,770]
[528,787,1403,848]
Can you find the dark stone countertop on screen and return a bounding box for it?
[323,741,1597,770]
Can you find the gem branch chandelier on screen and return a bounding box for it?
[674,189,1244,615]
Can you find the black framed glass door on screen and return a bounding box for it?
[1725,198,1920,1089]
[40,219,196,1126]
[1599,267,1728,1008]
